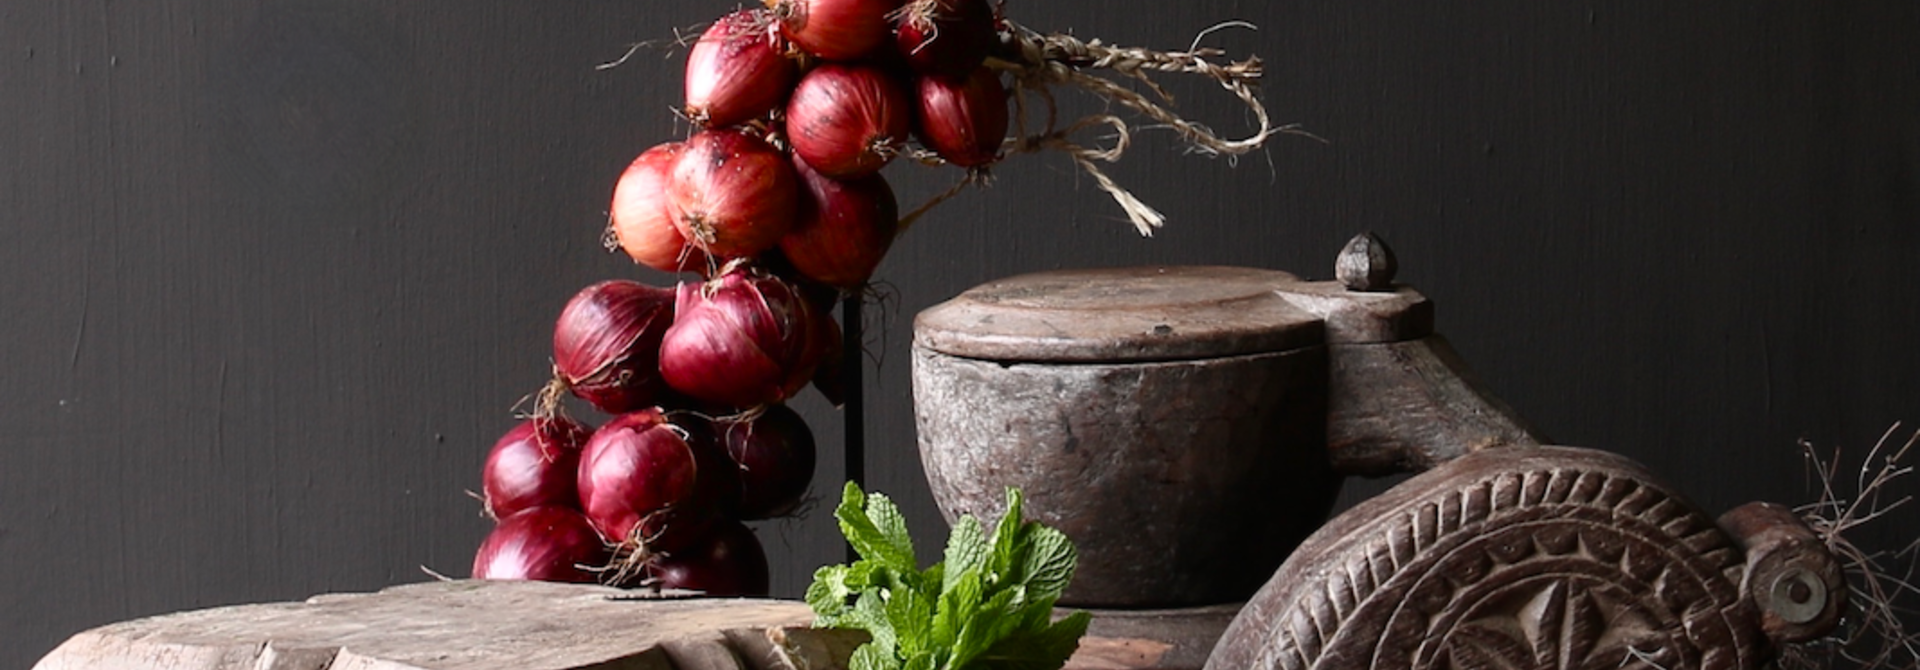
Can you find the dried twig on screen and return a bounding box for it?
[1786,425,1920,669]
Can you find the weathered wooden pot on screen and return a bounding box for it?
[912,266,1342,608]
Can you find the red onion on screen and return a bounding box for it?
[893,0,995,78]
[685,9,798,129]
[767,0,901,62]
[553,280,676,414]
[481,416,593,520]
[787,64,912,178]
[471,506,610,583]
[608,143,699,274]
[914,65,1009,168]
[577,409,733,553]
[779,158,899,289]
[647,519,770,596]
[716,404,817,520]
[670,129,799,259]
[659,267,821,409]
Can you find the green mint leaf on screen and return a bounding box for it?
[846,560,880,592]
[1014,526,1077,603]
[988,488,1027,581]
[808,482,1089,670]
[932,566,982,652]
[978,610,1093,670]
[854,586,896,654]
[849,641,901,670]
[942,514,989,594]
[836,482,916,572]
[949,586,1022,669]
[921,562,945,598]
[1008,596,1057,636]
[886,580,935,657]
[806,564,854,623]
[902,651,937,670]
[834,483,889,563]
[866,490,916,569]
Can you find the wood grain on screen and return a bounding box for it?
[34,580,815,670]
[1207,446,1768,670]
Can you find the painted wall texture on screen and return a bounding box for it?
[4,1,1917,667]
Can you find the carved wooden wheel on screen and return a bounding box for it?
[1207,446,1771,670]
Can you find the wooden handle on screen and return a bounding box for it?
[1717,501,1849,644]
[1323,334,1546,477]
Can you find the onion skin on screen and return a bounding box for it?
[779,158,899,289]
[609,143,698,274]
[659,268,820,409]
[481,417,593,520]
[894,0,996,78]
[553,281,677,414]
[787,64,912,178]
[717,404,818,520]
[670,129,799,259]
[647,518,770,596]
[914,65,1009,168]
[685,9,797,129]
[576,409,733,553]
[471,506,610,583]
[768,0,902,62]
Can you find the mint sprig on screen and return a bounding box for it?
[807,482,1093,670]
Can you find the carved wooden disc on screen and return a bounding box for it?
[1206,446,1768,670]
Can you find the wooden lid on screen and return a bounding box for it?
[913,266,1326,363]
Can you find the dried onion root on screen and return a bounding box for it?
[1784,424,1920,670]
[944,19,1312,236]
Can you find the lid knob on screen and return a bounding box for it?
[1336,232,1398,291]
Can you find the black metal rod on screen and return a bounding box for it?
[840,294,865,564]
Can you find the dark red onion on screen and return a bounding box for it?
[778,158,899,289]
[471,506,610,583]
[915,65,1009,168]
[685,9,798,129]
[647,518,770,596]
[716,404,817,520]
[658,268,820,409]
[553,280,676,414]
[893,0,995,78]
[787,64,913,178]
[577,409,733,553]
[670,129,799,259]
[768,0,902,62]
[609,142,699,274]
[481,416,593,520]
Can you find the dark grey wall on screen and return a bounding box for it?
[5,1,1917,667]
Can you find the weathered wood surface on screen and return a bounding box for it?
[1323,335,1546,477]
[1206,445,1772,670]
[1269,281,1432,346]
[1718,501,1849,644]
[33,580,817,670]
[911,266,1324,364]
[1072,605,1243,670]
[35,580,1219,670]
[914,342,1337,608]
